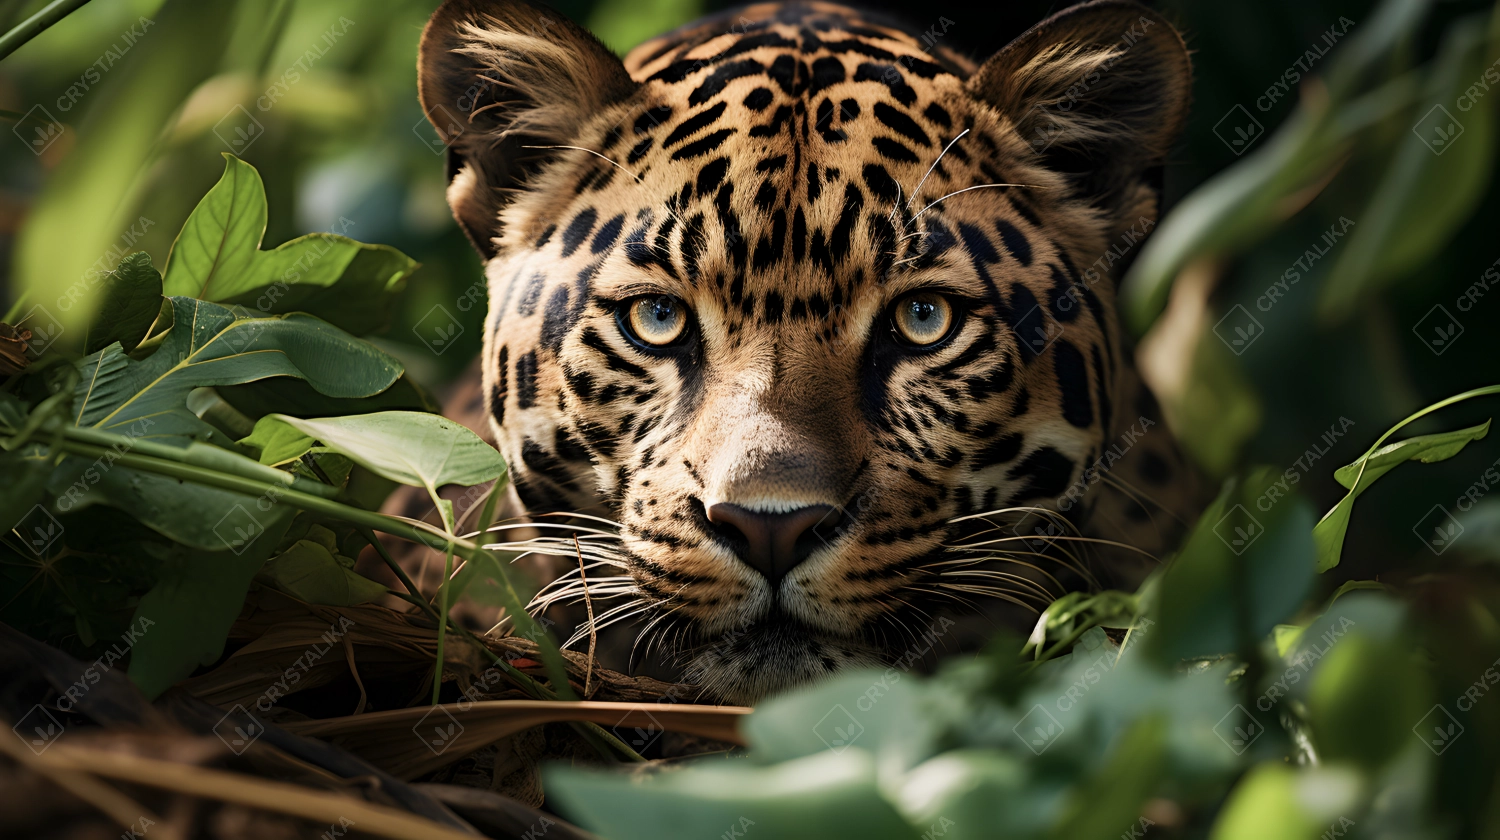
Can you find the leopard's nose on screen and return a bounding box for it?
[705,503,835,585]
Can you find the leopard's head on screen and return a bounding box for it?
[419,0,1195,702]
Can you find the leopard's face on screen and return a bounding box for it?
[421,0,1199,702]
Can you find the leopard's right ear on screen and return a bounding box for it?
[419,0,637,259]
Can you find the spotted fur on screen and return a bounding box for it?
[420,0,1203,702]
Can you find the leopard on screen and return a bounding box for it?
[416,0,1204,703]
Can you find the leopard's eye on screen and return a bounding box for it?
[623,295,689,347]
[892,293,955,346]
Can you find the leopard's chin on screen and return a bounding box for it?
[679,616,883,705]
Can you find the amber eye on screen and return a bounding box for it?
[892,293,955,346]
[623,295,689,346]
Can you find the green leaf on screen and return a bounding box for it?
[0,444,54,532]
[218,244,419,336]
[1151,469,1316,664]
[1209,765,1361,840]
[1333,419,1490,490]
[71,296,403,446]
[1314,419,1490,571]
[161,155,418,333]
[240,415,316,467]
[126,517,293,699]
[216,373,439,424]
[14,0,237,350]
[1047,717,1167,840]
[1308,632,1429,771]
[257,412,506,496]
[547,750,923,840]
[85,252,163,354]
[259,535,387,606]
[1319,19,1496,320]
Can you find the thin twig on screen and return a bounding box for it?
[574,535,597,699]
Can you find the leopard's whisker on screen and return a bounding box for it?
[909,182,1048,222]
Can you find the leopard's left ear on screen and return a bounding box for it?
[419,0,638,259]
[968,0,1191,220]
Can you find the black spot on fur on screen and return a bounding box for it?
[923,102,951,128]
[743,87,774,111]
[664,101,728,147]
[808,56,845,95]
[672,128,736,159]
[973,432,1024,470]
[635,105,673,133]
[560,209,597,258]
[489,346,508,425]
[873,102,930,146]
[862,163,898,203]
[591,213,625,254]
[515,350,538,409]
[1007,446,1075,501]
[697,157,730,196]
[995,219,1032,266]
[1053,340,1093,428]
[853,62,916,105]
[689,59,764,106]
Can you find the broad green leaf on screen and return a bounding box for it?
[85,252,163,354]
[548,750,923,840]
[1047,717,1167,840]
[1122,0,1431,333]
[1314,419,1490,571]
[1320,21,1496,320]
[240,415,317,466]
[15,0,236,349]
[216,373,440,423]
[218,245,420,335]
[1308,633,1428,771]
[259,412,506,495]
[71,296,402,446]
[0,444,54,533]
[1209,765,1361,840]
[46,452,295,550]
[259,535,386,606]
[127,515,294,699]
[745,665,941,768]
[893,750,1055,840]
[1151,470,1316,664]
[162,155,418,333]
[1333,419,1490,490]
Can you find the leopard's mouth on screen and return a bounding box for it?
[674,611,884,704]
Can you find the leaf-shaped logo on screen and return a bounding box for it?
[630,726,657,747]
[1233,123,1259,145]
[31,123,60,148]
[430,723,456,746]
[30,723,58,746]
[1233,523,1258,546]
[1233,723,1259,746]
[1031,722,1058,746]
[29,522,57,547]
[431,324,458,346]
[231,723,259,747]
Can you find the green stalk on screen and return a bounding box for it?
[363,529,644,762]
[0,0,94,62]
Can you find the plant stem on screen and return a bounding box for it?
[0,0,94,62]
